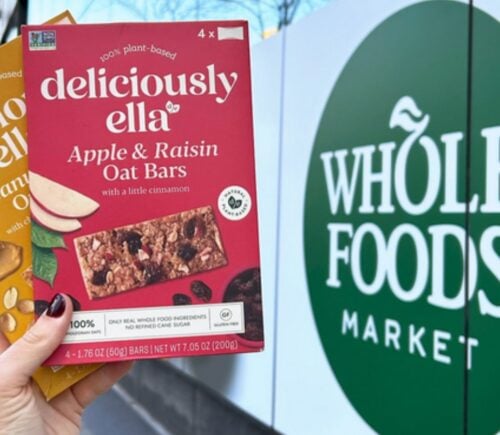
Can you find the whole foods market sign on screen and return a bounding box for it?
[304,2,500,434]
[321,92,500,318]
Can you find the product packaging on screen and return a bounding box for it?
[21,20,263,364]
[0,11,100,399]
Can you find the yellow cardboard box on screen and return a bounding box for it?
[0,11,100,400]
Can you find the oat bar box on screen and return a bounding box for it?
[22,21,263,364]
[0,11,100,399]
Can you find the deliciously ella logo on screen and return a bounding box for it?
[37,64,238,183]
[304,2,500,434]
[40,65,238,133]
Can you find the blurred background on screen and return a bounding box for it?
[1,0,331,44]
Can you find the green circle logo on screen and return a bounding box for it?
[304,2,500,434]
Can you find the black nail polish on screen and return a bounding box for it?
[46,294,66,318]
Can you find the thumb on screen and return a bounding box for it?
[0,293,73,388]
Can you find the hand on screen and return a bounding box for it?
[0,293,133,435]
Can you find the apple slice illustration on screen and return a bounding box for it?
[30,196,81,233]
[29,171,99,218]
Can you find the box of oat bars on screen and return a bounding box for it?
[21,21,263,364]
[0,11,100,399]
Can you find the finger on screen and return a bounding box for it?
[0,331,9,353]
[67,361,133,410]
[0,293,73,388]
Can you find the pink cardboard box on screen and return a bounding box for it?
[22,21,263,364]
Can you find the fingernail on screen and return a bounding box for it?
[46,293,66,318]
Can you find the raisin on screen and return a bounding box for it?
[251,302,263,317]
[68,295,81,311]
[244,303,254,320]
[197,220,206,237]
[120,231,142,254]
[184,218,196,239]
[239,268,257,283]
[224,268,263,342]
[230,293,253,305]
[134,260,145,271]
[244,300,263,321]
[191,280,212,302]
[177,243,197,261]
[34,300,49,316]
[173,293,192,305]
[144,261,164,284]
[241,280,257,294]
[184,217,206,239]
[91,269,108,286]
[243,320,263,341]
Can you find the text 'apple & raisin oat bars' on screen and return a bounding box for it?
[74,206,227,299]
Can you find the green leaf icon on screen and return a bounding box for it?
[32,221,65,249]
[32,245,58,287]
[228,196,242,209]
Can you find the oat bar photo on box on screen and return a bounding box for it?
[74,206,227,299]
